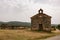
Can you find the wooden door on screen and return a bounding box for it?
[39,24,43,31]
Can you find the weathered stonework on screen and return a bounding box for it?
[31,9,52,32]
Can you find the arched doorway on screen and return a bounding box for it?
[39,24,43,31]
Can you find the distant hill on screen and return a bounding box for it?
[0,21,31,27]
[51,24,58,27]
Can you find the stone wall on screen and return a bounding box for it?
[31,14,51,32]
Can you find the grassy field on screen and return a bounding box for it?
[0,29,60,40]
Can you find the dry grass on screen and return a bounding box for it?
[0,29,59,40]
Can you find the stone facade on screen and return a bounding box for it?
[31,9,52,32]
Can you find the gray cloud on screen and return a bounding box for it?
[33,0,49,4]
[32,0,60,7]
[0,0,60,24]
[0,0,32,22]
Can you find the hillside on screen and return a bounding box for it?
[0,21,31,27]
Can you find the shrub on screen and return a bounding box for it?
[57,24,60,30]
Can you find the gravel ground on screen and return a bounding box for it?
[44,35,60,40]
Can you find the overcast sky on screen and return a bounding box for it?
[0,0,60,24]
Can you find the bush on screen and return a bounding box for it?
[51,26,56,30]
[57,24,60,30]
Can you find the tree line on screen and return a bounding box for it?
[0,21,31,29]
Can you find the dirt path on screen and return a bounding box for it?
[44,35,60,40]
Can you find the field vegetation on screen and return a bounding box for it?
[0,29,59,40]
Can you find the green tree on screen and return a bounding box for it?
[57,24,60,30]
[0,24,8,29]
